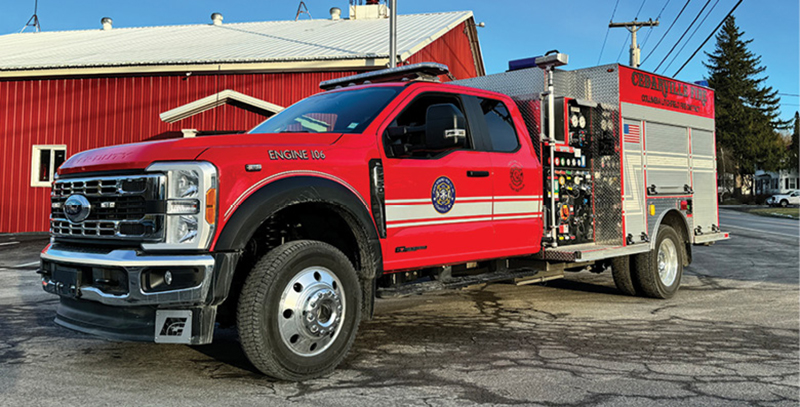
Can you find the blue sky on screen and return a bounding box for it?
[4,0,798,123]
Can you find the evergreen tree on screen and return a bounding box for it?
[704,16,789,196]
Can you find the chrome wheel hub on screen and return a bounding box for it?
[278,267,345,357]
[657,238,679,287]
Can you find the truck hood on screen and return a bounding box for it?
[59,133,342,175]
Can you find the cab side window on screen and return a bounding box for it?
[384,93,472,159]
[479,98,520,152]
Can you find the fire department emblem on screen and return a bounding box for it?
[431,176,456,214]
[509,161,525,192]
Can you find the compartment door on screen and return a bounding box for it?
[622,119,646,242]
[644,122,691,195]
[690,129,718,236]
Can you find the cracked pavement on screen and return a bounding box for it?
[0,209,798,406]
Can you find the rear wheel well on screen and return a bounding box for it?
[218,202,364,327]
[658,210,692,266]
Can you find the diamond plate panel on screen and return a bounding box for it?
[647,198,692,242]
[574,65,622,245]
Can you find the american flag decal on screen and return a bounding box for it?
[623,123,641,143]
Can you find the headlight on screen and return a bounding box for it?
[143,162,218,250]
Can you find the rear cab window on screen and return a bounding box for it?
[479,98,520,152]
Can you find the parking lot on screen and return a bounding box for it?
[0,208,797,406]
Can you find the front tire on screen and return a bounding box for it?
[237,240,362,380]
[631,225,683,299]
[780,200,789,208]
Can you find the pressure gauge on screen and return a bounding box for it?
[579,115,586,129]
[601,119,609,131]
[570,114,579,128]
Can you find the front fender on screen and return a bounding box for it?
[214,175,379,254]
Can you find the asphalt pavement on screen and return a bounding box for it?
[719,208,799,239]
[0,209,798,406]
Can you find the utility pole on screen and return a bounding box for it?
[388,0,397,68]
[609,19,659,68]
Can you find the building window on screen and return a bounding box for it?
[790,177,798,190]
[31,145,67,187]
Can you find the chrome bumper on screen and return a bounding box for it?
[40,245,215,306]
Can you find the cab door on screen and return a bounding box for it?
[379,90,495,271]
[463,94,543,256]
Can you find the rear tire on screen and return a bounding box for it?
[611,256,637,296]
[631,225,683,299]
[780,200,789,208]
[237,240,362,380]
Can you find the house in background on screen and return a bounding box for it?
[0,3,484,233]
[755,169,800,195]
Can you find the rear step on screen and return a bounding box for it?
[377,266,565,298]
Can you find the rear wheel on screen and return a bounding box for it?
[780,199,789,208]
[631,225,683,299]
[237,240,362,380]
[611,256,637,296]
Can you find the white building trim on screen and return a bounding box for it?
[159,90,283,124]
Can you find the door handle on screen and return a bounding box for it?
[467,170,490,178]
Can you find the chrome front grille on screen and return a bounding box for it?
[50,174,166,242]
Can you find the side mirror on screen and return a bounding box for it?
[425,103,467,149]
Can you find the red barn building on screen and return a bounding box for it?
[0,6,484,233]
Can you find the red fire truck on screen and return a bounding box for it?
[39,54,728,380]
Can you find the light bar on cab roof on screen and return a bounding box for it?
[319,62,451,90]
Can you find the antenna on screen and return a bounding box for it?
[20,0,42,33]
[295,1,312,21]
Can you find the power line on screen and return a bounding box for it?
[635,0,649,17]
[673,0,745,76]
[654,0,714,73]
[778,93,800,97]
[597,0,622,64]
[616,32,631,62]
[641,0,673,48]
[662,0,720,73]
[641,0,692,65]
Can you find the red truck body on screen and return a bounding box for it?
[42,61,727,380]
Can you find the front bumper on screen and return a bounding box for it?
[41,245,215,306]
[39,244,238,344]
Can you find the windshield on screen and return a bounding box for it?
[249,87,402,134]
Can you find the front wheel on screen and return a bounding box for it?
[780,200,789,208]
[631,225,683,299]
[237,240,362,380]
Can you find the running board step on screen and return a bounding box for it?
[377,267,564,298]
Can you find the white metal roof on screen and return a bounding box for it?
[0,11,473,72]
